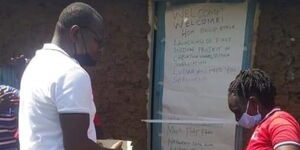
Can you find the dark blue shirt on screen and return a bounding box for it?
[0,85,19,150]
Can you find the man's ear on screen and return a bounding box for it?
[69,25,80,43]
[249,96,261,113]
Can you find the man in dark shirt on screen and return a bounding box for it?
[0,85,19,150]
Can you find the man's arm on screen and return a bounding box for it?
[59,113,120,150]
[276,145,299,150]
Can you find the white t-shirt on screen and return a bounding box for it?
[19,43,96,150]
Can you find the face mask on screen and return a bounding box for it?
[73,31,97,67]
[238,101,261,129]
[74,53,96,66]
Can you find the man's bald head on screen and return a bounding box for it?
[57,2,103,30]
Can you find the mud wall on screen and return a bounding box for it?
[244,0,300,148]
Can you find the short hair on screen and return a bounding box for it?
[57,2,103,29]
[228,69,277,108]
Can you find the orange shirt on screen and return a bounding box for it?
[246,108,300,150]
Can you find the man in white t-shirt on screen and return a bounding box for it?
[19,2,121,150]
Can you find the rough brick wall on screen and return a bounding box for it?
[87,1,149,150]
[244,0,300,148]
[0,0,61,64]
[0,1,149,149]
[254,0,300,121]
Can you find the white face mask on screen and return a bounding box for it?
[238,101,261,129]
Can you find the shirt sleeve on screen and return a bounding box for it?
[54,68,93,114]
[269,115,300,149]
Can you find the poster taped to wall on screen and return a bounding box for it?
[162,2,248,150]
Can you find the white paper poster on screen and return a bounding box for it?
[162,2,248,150]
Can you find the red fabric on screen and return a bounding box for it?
[93,113,102,126]
[246,109,300,150]
[14,130,19,138]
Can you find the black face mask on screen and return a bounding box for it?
[73,53,96,66]
[73,31,97,67]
